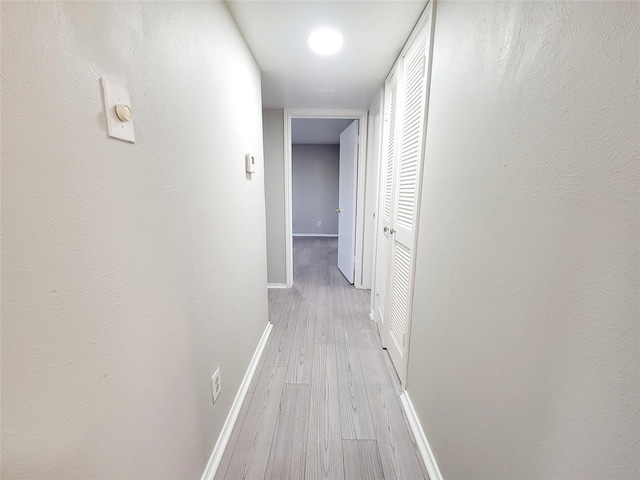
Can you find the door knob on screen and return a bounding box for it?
[383,226,388,233]
[335,208,342,213]
[390,228,396,234]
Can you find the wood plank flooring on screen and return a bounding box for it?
[215,237,427,480]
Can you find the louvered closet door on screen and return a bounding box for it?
[385,19,431,384]
[374,68,401,347]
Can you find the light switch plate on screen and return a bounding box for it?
[211,368,221,403]
[101,78,135,143]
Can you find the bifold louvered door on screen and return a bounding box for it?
[376,10,432,385]
[374,68,400,348]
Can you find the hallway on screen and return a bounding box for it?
[215,237,428,479]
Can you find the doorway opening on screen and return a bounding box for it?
[284,109,368,288]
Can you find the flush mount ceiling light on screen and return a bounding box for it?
[308,28,343,55]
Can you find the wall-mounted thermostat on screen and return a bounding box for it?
[245,153,256,173]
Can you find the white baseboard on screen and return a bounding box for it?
[292,233,338,237]
[400,391,443,480]
[267,283,288,289]
[201,322,273,480]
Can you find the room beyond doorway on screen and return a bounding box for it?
[291,118,352,239]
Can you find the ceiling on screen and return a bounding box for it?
[225,1,428,110]
[291,118,354,144]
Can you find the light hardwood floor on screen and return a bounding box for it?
[215,237,428,480]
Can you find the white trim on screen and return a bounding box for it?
[369,310,375,321]
[353,115,369,289]
[292,233,338,238]
[201,322,273,480]
[400,391,443,480]
[283,113,294,288]
[367,88,385,305]
[284,109,369,290]
[267,283,288,289]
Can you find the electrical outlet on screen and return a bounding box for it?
[317,221,321,227]
[211,368,221,403]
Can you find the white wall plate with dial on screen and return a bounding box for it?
[101,78,135,143]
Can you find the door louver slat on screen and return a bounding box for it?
[390,242,411,348]
[384,75,398,222]
[396,40,426,230]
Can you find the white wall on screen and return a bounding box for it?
[407,1,639,478]
[1,2,268,478]
[263,109,287,284]
[292,144,340,235]
[291,118,353,144]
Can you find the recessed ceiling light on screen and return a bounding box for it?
[308,28,343,55]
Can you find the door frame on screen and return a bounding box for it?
[366,89,385,322]
[283,109,368,288]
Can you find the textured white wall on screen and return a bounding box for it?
[262,109,287,284]
[1,2,268,478]
[408,1,639,478]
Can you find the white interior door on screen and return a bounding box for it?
[374,70,400,347]
[337,120,359,284]
[381,13,432,385]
